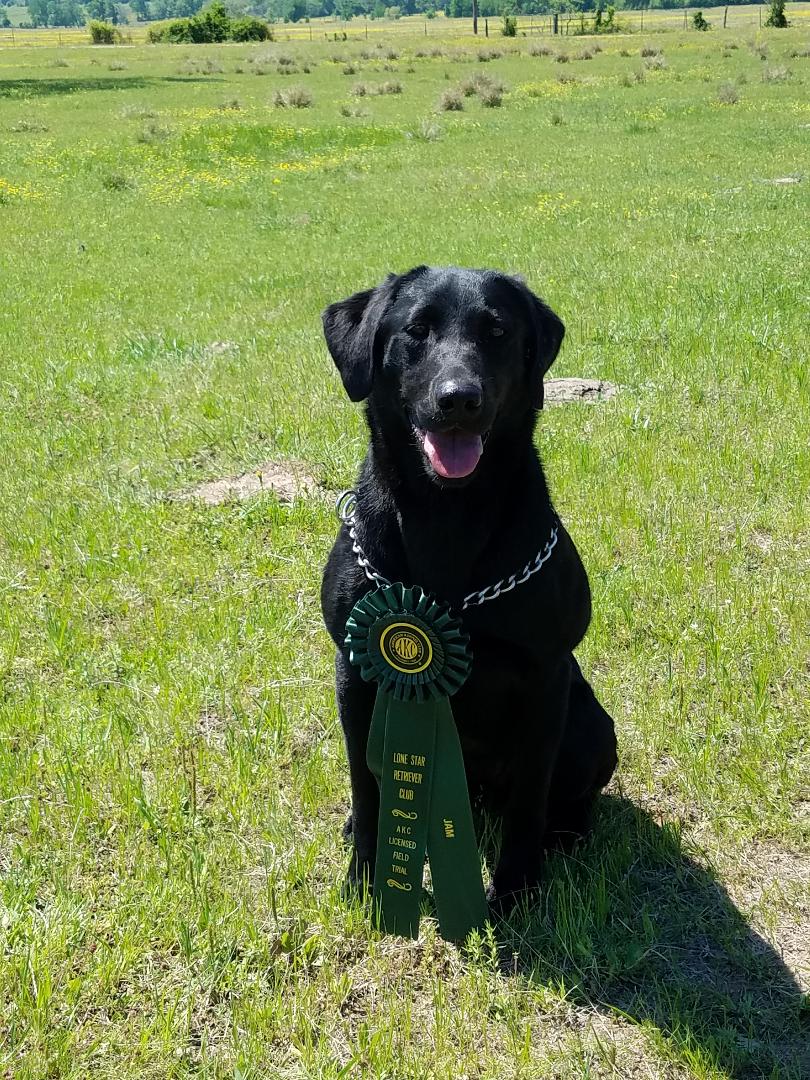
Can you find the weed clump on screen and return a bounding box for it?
[717,81,739,104]
[274,86,313,108]
[438,88,464,111]
[762,65,791,81]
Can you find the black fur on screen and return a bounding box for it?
[321,266,617,909]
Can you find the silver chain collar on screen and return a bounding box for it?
[335,489,559,611]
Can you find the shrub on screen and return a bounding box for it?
[765,0,788,28]
[644,55,667,70]
[788,44,810,57]
[137,121,170,144]
[274,86,312,108]
[550,109,564,125]
[189,0,230,43]
[555,52,569,63]
[230,16,272,42]
[218,97,241,110]
[343,62,358,74]
[149,20,191,43]
[350,82,370,96]
[88,20,120,44]
[378,80,403,94]
[717,81,739,103]
[575,48,594,60]
[692,10,710,31]
[640,45,661,57]
[749,40,769,59]
[477,48,501,62]
[619,47,631,57]
[108,60,127,71]
[479,84,503,106]
[762,64,791,80]
[459,72,502,97]
[410,117,441,140]
[340,104,369,117]
[437,88,463,111]
[102,172,131,191]
[50,57,69,67]
[529,42,552,57]
[501,14,517,37]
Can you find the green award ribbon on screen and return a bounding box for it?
[345,583,488,942]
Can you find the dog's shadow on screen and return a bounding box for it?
[486,796,808,1078]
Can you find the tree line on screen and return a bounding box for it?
[2,0,785,31]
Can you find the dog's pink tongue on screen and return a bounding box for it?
[422,430,483,479]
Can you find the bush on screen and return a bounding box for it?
[189,1,230,43]
[230,16,272,42]
[88,20,120,44]
[693,10,710,31]
[765,0,788,28]
[274,86,312,108]
[762,64,791,80]
[479,84,503,106]
[717,81,739,103]
[501,14,517,37]
[148,20,191,43]
[149,6,270,45]
[437,88,463,111]
[529,42,552,57]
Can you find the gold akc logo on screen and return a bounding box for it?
[379,622,433,674]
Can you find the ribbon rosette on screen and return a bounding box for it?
[345,583,488,941]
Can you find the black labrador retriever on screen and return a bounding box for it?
[320,266,617,909]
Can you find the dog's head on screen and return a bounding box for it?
[322,266,564,486]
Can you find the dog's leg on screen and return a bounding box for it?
[488,659,571,911]
[336,651,379,895]
[545,654,617,851]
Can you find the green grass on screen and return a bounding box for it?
[1,24,809,1079]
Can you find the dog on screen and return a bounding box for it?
[320,266,617,909]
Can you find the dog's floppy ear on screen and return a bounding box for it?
[322,268,426,402]
[511,279,565,410]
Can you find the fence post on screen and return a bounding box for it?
[640,6,644,30]
[683,8,687,29]
[485,18,488,37]
[723,6,727,26]
[552,13,558,35]
[424,20,427,35]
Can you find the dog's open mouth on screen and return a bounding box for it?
[417,429,486,480]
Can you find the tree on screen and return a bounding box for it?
[764,0,788,27]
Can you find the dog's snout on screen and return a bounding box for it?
[436,381,483,419]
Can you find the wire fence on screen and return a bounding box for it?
[1,5,808,48]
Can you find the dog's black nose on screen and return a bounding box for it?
[436,382,483,418]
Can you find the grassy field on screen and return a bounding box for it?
[1,20,809,1080]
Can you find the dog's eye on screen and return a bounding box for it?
[407,323,429,340]
[490,324,505,338]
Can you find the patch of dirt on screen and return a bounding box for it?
[721,841,810,992]
[545,378,619,404]
[761,176,802,185]
[180,460,316,506]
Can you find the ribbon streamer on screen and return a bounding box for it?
[346,583,488,942]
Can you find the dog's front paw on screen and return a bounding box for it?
[342,850,374,901]
[487,861,543,918]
